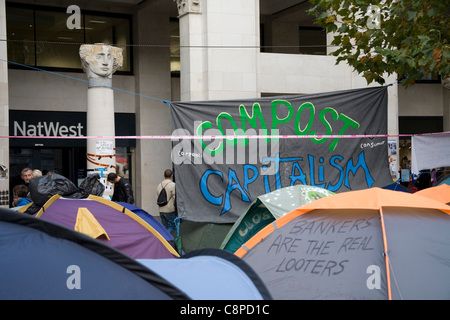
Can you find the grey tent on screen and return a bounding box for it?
[236,188,450,300]
[221,185,335,253]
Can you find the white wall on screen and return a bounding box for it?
[259,53,353,94]
[8,70,135,113]
[179,0,260,101]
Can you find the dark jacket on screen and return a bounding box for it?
[112,178,134,204]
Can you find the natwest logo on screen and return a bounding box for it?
[14,121,84,137]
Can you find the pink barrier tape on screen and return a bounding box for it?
[1,131,450,140]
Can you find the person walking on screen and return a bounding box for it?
[107,172,134,204]
[156,169,176,234]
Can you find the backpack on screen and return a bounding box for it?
[157,183,169,207]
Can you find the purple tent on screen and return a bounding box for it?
[35,195,179,259]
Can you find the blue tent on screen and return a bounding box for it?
[0,208,188,300]
[116,202,174,242]
[138,249,272,300]
[382,181,411,193]
[438,174,450,186]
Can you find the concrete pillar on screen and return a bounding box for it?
[175,0,260,101]
[175,0,204,101]
[134,4,173,214]
[0,0,10,208]
[80,44,123,197]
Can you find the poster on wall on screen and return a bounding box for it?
[411,132,450,174]
[171,86,392,223]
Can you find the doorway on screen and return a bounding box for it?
[9,147,87,190]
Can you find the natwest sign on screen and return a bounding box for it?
[9,110,136,148]
[14,121,84,137]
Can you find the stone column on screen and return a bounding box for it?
[174,0,204,101]
[174,0,260,101]
[80,44,123,197]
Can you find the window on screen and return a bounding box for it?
[84,14,132,72]
[298,27,326,55]
[416,72,441,84]
[260,1,325,55]
[170,19,180,76]
[35,8,85,69]
[6,4,132,73]
[6,6,35,66]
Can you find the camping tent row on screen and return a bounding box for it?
[221,185,335,253]
[15,173,180,259]
[20,194,180,260]
[234,187,450,300]
[168,183,410,254]
[10,173,449,299]
[0,208,272,300]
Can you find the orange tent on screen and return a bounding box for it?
[236,188,450,300]
[415,184,450,205]
[236,188,450,257]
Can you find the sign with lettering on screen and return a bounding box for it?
[240,210,387,300]
[9,110,136,147]
[170,87,392,223]
[95,140,114,155]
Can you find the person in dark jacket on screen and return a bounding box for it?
[107,173,134,204]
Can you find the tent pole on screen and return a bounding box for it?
[379,207,392,300]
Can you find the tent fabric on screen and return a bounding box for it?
[116,202,174,242]
[415,184,450,205]
[437,174,450,186]
[35,195,179,259]
[116,202,184,255]
[177,220,233,253]
[236,188,450,300]
[221,185,335,253]
[0,208,189,300]
[74,207,110,240]
[381,181,411,193]
[116,202,231,254]
[138,249,272,300]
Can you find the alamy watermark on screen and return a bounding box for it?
[366,264,381,290]
[66,265,81,290]
[66,5,81,30]
[171,125,280,176]
[367,5,381,29]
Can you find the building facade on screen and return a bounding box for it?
[0,0,448,213]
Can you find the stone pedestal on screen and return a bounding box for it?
[80,44,123,197]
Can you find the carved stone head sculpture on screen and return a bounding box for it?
[80,43,123,87]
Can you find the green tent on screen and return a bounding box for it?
[220,185,335,253]
[176,219,233,254]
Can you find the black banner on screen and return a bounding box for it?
[171,87,392,223]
